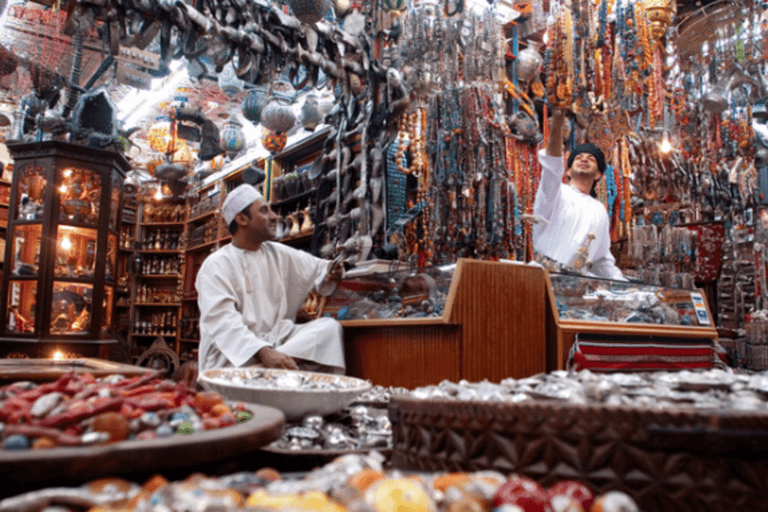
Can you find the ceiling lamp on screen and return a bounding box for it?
[171,140,195,165]
[147,116,176,154]
[643,0,677,48]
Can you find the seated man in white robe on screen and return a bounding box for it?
[196,184,345,375]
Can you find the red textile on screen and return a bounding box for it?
[687,222,725,283]
[569,337,714,372]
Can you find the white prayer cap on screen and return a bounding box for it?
[221,185,263,224]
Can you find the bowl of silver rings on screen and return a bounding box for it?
[199,368,373,421]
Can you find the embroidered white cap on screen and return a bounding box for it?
[221,185,263,224]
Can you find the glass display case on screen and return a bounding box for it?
[543,272,719,371]
[322,262,456,321]
[1,141,129,355]
[548,273,712,327]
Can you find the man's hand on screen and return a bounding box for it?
[326,256,344,282]
[256,346,299,370]
[546,108,566,158]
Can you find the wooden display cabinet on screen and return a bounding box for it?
[0,170,10,267]
[0,141,128,358]
[332,259,549,388]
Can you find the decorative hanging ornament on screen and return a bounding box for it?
[171,141,195,165]
[218,62,244,98]
[642,0,677,48]
[262,127,288,153]
[271,80,298,104]
[241,86,268,125]
[220,116,246,158]
[334,0,352,17]
[516,41,543,88]
[261,98,297,134]
[147,116,176,154]
[382,0,408,17]
[300,93,331,131]
[287,0,329,24]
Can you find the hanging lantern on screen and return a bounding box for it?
[155,162,187,182]
[300,93,331,131]
[262,127,287,153]
[218,62,244,98]
[382,0,408,16]
[515,41,543,88]
[271,80,298,104]
[147,116,175,154]
[171,140,195,165]
[643,0,677,48]
[334,0,352,17]
[261,98,297,134]
[287,0,329,24]
[242,86,268,124]
[220,116,246,158]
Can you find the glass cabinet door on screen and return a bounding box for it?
[53,226,98,279]
[50,281,93,334]
[58,167,101,223]
[9,224,41,277]
[15,165,47,221]
[6,280,36,334]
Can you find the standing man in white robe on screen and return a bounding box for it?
[533,109,625,281]
[196,184,346,375]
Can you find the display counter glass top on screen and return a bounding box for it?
[549,273,712,326]
[322,262,456,321]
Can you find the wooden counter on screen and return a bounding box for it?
[341,259,549,388]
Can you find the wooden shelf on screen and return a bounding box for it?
[137,249,181,254]
[139,273,182,279]
[135,303,181,307]
[185,240,218,252]
[270,189,315,209]
[178,338,199,344]
[139,221,185,227]
[278,232,313,245]
[187,210,217,224]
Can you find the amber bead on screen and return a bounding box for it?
[91,412,131,442]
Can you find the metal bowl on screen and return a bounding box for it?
[199,368,372,421]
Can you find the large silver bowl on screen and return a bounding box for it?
[199,368,372,421]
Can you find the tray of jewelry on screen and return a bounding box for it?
[389,369,768,511]
[0,372,284,486]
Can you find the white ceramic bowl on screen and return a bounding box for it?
[199,368,372,421]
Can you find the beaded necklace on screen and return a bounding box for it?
[547,6,575,108]
[604,162,617,235]
[621,137,632,245]
[385,138,407,231]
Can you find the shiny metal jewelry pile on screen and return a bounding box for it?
[267,386,407,451]
[217,369,364,391]
[409,369,768,411]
